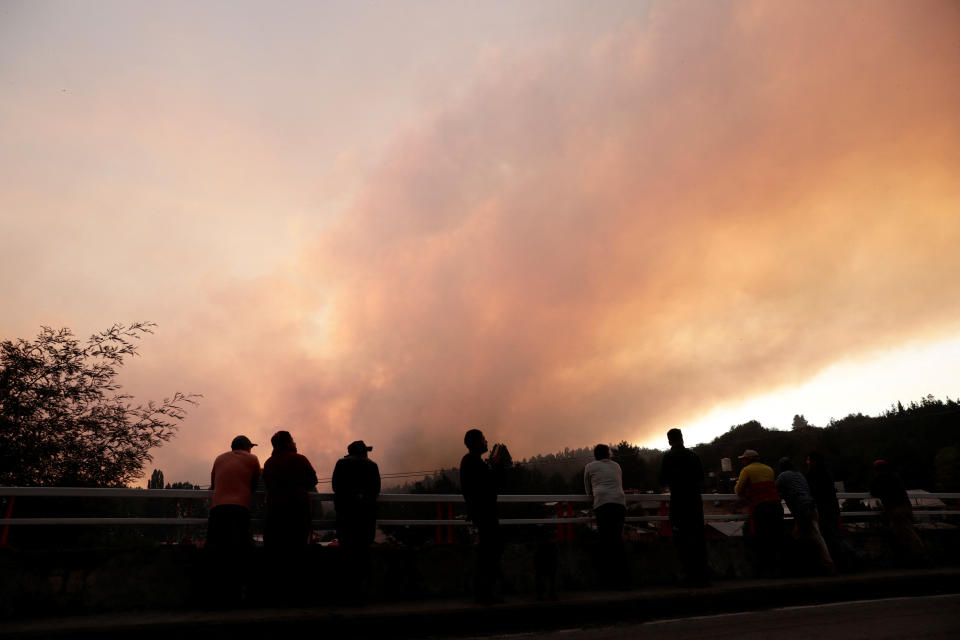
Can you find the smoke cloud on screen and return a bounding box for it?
[59,1,960,483]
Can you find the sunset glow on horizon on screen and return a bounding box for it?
[2,1,959,486]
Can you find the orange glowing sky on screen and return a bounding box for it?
[2,1,959,486]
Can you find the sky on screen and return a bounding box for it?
[2,0,959,487]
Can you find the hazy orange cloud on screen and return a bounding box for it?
[133,1,960,485]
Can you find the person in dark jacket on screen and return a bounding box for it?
[776,457,835,574]
[658,428,710,586]
[805,452,840,538]
[870,459,926,563]
[460,428,506,604]
[332,440,381,599]
[333,440,381,547]
[805,451,854,570]
[263,430,319,549]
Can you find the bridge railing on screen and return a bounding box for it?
[1,487,958,530]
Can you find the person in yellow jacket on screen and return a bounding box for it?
[734,449,784,577]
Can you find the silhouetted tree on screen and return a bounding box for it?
[166,481,199,490]
[0,322,198,487]
[613,441,647,491]
[148,469,164,489]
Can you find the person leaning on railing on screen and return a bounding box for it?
[207,435,261,551]
[870,459,928,565]
[584,443,629,589]
[734,449,784,578]
[775,457,835,575]
[206,434,261,605]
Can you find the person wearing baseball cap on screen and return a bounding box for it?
[332,440,380,546]
[208,435,261,549]
[734,449,784,577]
[332,439,381,600]
[206,434,261,604]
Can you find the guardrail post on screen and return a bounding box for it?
[565,501,574,540]
[182,498,193,545]
[169,498,180,545]
[436,503,443,544]
[556,502,566,541]
[0,496,15,548]
[446,502,454,544]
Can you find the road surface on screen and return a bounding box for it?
[459,594,960,640]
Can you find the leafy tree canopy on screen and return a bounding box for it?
[0,322,198,487]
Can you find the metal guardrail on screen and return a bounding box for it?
[1,487,958,529]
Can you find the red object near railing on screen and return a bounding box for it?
[435,502,454,544]
[659,500,672,537]
[1,496,15,548]
[556,501,575,540]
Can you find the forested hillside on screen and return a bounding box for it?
[393,395,959,494]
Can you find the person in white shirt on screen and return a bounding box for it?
[583,444,628,588]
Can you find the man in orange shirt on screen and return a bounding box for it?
[734,449,783,577]
[207,435,261,551]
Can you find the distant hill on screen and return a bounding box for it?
[387,395,959,494]
[692,395,959,492]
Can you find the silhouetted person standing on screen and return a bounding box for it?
[584,443,628,589]
[806,451,854,570]
[805,453,840,539]
[460,428,505,604]
[870,459,926,564]
[659,428,709,587]
[332,440,381,599]
[208,435,261,551]
[776,457,834,574]
[262,430,318,604]
[263,430,319,550]
[735,449,783,578]
[206,435,260,604]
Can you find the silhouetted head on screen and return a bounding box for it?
[593,444,611,460]
[230,435,257,452]
[347,440,372,457]
[738,449,760,464]
[464,428,488,453]
[270,430,296,454]
[778,457,794,473]
[873,459,889,472]
[667,428,683,447]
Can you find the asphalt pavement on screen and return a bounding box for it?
[459,594,960,640]
[3,567,959,639]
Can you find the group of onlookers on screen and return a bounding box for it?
[205,426,929,605]
[575,428,927,594]
[206,430,380,603]
[732,448,927,579]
